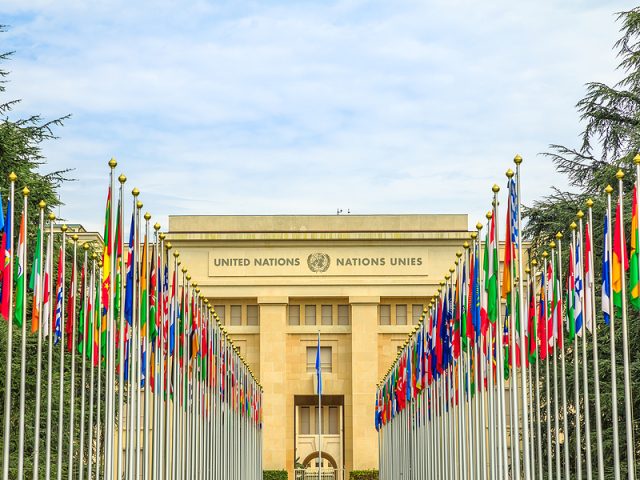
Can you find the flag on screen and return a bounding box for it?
[0,198,12,320]
[574,232,584,337]
[584,223,594,332]
[631,185,640,309]
[14,212,25,327]
[566,247,575,342]
[42,238,52,337]
[53,246,63,345]
[485,213,498,323]
[315,333,322,395]
[602,212,612,325]
[538,271,548,360]
[546,260,554,353]
[29,225,42,333]
[149,244,158,342]
[527,278,536,364]
[65,259,75,352]
[101,186,112,325]
[612,198,628,312]
[77,264,86,354]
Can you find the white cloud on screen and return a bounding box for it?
[0,0,631,232]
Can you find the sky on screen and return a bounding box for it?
[0,0,632,232]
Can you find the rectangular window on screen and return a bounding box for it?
[307,346,332,373]
[305,305,316,326]
[329,407,339,435]
[247,305,259,326]
[321,305,333,325]
[230,305,242,326]
[214,305,225,325]
[289,305,300,326]
[379,304,391,325]
[396,304,407,325]
[412,304,423,325]
[299,407,310,435]
[337,304,350,325]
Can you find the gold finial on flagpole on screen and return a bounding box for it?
[634,154,640,164]
[118,174,126,184]
[514,154,523,165]
[8,172,17,182]
[445,274,450,281]
[132,188,140,197]
[449,267,455,274]
[456,251,462,258]
[542,251,548,258]
[586,198,594,208]
[136,201,143,210]
[506,169,514,179]
[471,232,478,239]
[525,267,530,274]
[108,158,117,169]
[570,222,577,231]
[577,210,584,219]
[154,223,161,231]
[39,200,46,209]
[159,233,166,240]
[22,187,29,197]
[144,213,151,221]
[182,267,187,274]
[492,184,500,193]
[549,241,555,249]
[476,222,483,231]
[439,281,445,286]
[463,241,470,249]
[605,185,614,194]
[616,169,624,180]
[61,224,68,233]
[486,211,492,220]
[556,232,563,240]
[173,251,179,258]
[83,243,90,251]
[166,242,172,250]
[48,213,55,221]
[72,234,79,242]
[531,259,537,266]
[91,252,97,260]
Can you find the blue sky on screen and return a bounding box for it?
[0,0,631,231]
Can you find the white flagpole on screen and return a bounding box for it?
[542,252,553,480]
[605,184,622,480]
[16,187,29,479]
[95,260,103,480]
[87,255,96,480]
[67,234,79,480]
[317,329,323,479]
[570,222,583,480]
[578,211,593,480]
[104,159,117,480]
[1,172,16,480]
[78,243,89,480]
[56,224,67,480]
[116,173,126,480]
[32,201,46,480]
[587,199,605,480]
[513,155,531,480]
[532,259,544,480]
[143,212,151,480]
[45,213,56,480]
[616,169,636,480]
[549,239,561,480]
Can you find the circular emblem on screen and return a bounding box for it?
[307,253,331,273]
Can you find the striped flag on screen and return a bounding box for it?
[612,198,628,312]
[29,226,42,333]
[53,246,63,345]
[574,232,583,337]
[584,222,593,332]
[42,238,52,337]
[14,212,25,327]
[631,185,640,308]
[65,260,75,352]
[602,212,612,325]
[0,197,12,320]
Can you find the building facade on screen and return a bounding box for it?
[166,214,471,477]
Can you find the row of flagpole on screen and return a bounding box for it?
[0,159,263,479]
[376,154,639,479]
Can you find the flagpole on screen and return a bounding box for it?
[143,212,151,480]
[542,251,553,480]
[104,158,117,480]
[531,259,543,480]
[317,329,322,479]
[78,243,89,480]
[45,212,56,480]
[616,169,636,480]
[570,222,583,480]
[587,199,605,480]
[549,239,561,480]
[605,184,622,480]
[578,211,593,480]
[95,259,104,480]
[16,187,29,479]
[134,199,143,480]
[87,254,96,480]
[116,173,126,480]
[32,201,46,480]
[1,172,16,480]
[67,234,79,480]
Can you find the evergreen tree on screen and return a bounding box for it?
[525,8,640,478]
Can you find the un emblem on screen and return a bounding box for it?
[307,253,330,273]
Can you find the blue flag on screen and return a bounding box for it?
[315,333,322,395]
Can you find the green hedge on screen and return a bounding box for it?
[350,470,379,480]
[263,471,288,480]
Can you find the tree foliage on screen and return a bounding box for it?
[524,8,640,478]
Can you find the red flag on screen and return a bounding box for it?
[65,261,76,352]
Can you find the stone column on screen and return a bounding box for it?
[258,297,288,472]
[349,296,380,471]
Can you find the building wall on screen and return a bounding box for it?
[167,214,472,476]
